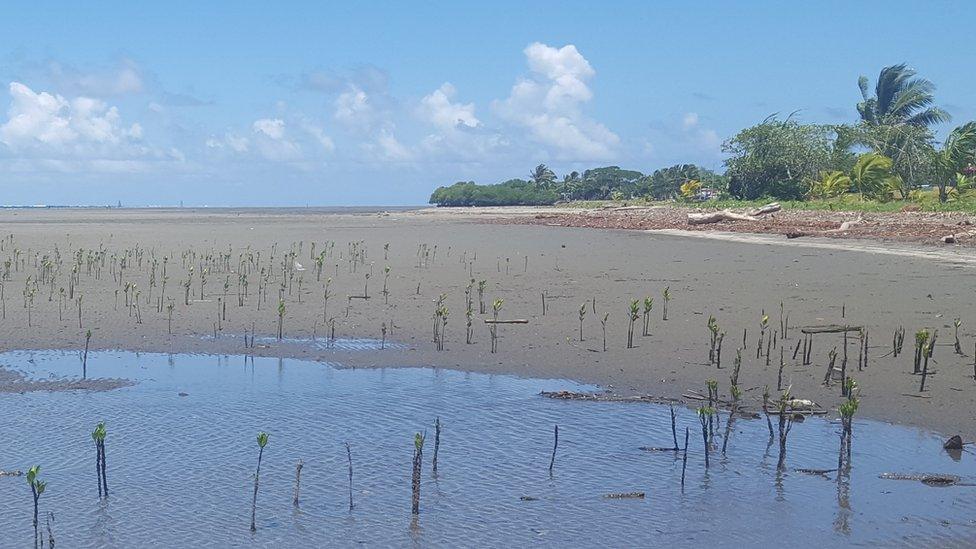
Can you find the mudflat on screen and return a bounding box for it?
[2,207,974,438]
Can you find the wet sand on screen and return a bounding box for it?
[1,207,975,438]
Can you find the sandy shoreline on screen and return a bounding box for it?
[1,207,975,439]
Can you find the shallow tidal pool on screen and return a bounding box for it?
[0,349,974,547]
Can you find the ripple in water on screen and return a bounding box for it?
[0,350,973,548]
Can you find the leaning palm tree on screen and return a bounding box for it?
[529,164,557,188]
[857,64,950,127]
[932,122,976,202]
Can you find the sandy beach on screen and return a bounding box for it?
[2,206,975,438]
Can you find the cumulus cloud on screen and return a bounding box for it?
[418,83,479,129]
[253,118,285,140]
[494,42,619,160]
[1,82,145,155]
[333,86,385,135]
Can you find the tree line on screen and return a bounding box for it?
[430,64,976,206]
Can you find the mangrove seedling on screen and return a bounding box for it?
[892,326,905,357]
[707,315,719,364]
[548,424,559,477]
[920,339,933,392]
[465,305,473,344]
[345,442,354,511]
[669,403,679,450]
[642,297,653,336]
[627,299,639,349]
[411,432,425,515]
[762,385,774,439]
[913,329,929,374]
[477,280,487,314]
[705,379,718,438]
[293,459,303,507]
[757,314,769,359]
[276,299,286,340]
[777,346,786,391]
[250,432,269,532]
[490,299,503,353]
[680,427,690,491]
[578,303,587,341]
[91,421,108,498]
[721,384,742,455]
[662,286,671,321]
[776,388,795,470]
[27,465,45,546]
[83,329,91,379]
[697,407,713,468]
[839,378,859,469]
[601,312,609,352]
[954,318,963,355]
[432,417,441,475]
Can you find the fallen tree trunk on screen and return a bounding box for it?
[688,202,780,225]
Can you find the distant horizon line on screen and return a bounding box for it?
[0,204,427,210]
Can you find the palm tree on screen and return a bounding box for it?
[850,152,894,200]
[529,164,557,188]
[933,122,976,202]
[857,64,950,127]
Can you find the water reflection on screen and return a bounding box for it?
[0,350,972,547]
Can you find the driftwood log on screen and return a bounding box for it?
[786,217,863,239]
[687,202,781,225]
[484,319,529,324]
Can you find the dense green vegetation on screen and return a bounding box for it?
[430,63,976,208]
[427,179,558,206]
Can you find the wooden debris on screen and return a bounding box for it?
[787,217,864,239]
[604,491,645,499]
[795,468,837,476]
[539,390,673,405]
[800,324,863,334]
[879,472,964,486]
[688,202,781,225]
[941,221,976,243]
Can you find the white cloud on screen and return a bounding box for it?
[0,82,149,158]
[299,120,336,153]
[252,118,285,140]
[334,87,378,134]
[418,83,479,129]
[494,43,619,160]
[369,129,413,161]
[208,116,335,162]
[682,112,699,129]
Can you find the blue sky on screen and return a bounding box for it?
[0,1,972,206]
